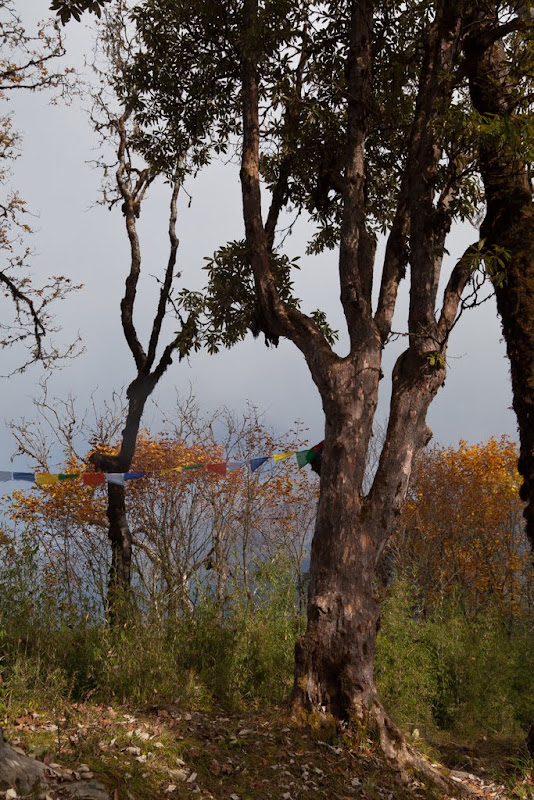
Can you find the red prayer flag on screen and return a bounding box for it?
[206,463,227,476]
[82,473,106,486]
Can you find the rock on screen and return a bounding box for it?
[65,781,110,799]
[0,727,49,795]
[0,728,109,800]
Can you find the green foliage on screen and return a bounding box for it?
[178,240,337,351]
[175,558,303,708]
[426,351,445,369]
[0,527,101,709]
[0,529,303,711]
[2,506,532,740]
[50,0,109,25]
[376,581,534,738]
[4,529,532,740]
[476,109,534,169]
[375,582,438,730]
[115,0,490,246]
[200,240,300,351]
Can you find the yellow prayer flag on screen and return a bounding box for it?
[35,473,60,485]
[273,452,294,461]
[161,467,182,475]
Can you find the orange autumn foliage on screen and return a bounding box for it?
[9,452,107,531]
[397,436,532,617]
[5,426,318,612]
[7,432,232,533]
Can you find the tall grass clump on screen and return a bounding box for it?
[376,580,534,738]
[0,527,101,711]
[375,580,438,730]
[175,556,304,708]
[0,528,303,711]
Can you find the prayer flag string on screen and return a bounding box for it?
[0,441,324,487]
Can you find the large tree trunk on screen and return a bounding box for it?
[292,349,452,782]
[291,407,462,788]
[464,10,534,550]
[293,405,379,720]
[294,507,380,720]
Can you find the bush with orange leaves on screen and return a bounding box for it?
[393,436,532,618]
[4,419,317,621]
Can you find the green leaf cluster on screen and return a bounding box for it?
[71,1,534,352]
[50,0,109,25]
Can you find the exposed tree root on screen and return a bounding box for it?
[291,696,475,798]
[370,700,475,797]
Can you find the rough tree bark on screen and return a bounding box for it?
[239,0,472,781]
[464,5,534,550]
[90,374,156,610]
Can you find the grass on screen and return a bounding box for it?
[1,701,454,800]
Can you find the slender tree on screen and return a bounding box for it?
[83,14,202,617]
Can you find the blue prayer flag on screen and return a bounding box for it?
[250,457,269,472]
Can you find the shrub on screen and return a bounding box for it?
[376,581,534,738]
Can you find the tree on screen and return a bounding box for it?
[109,0,485,779]
[75,12,205,619]
[128,403,317,615]
[0,1,79,372]
[462,3,534,552]
[50,0,532,778]
[6,394,317,623]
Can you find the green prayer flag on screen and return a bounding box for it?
[296,448,314,468]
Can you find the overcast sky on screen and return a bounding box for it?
[1,3,517,473]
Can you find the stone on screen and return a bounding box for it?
[0,728,109,800]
